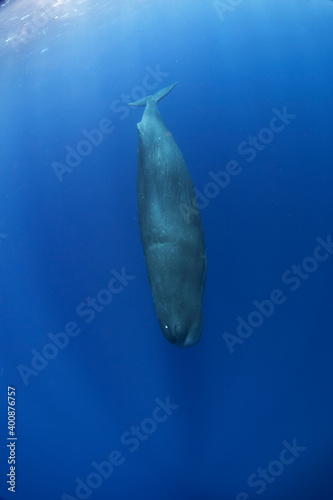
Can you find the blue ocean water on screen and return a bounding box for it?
[0,0,333,499]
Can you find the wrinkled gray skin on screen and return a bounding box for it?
[129,82,207,347]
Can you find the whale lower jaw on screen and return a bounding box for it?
[167,321,203,348]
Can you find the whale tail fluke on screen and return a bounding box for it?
[129,81,178,107]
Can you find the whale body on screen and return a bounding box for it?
[129,82,207,347]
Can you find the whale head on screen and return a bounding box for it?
[160,311,204,348]
[153,274,205,348]
[145,237,207,348]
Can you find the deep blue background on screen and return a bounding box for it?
[0,0,333,499]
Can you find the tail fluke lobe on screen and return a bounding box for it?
[129,81,178,107]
